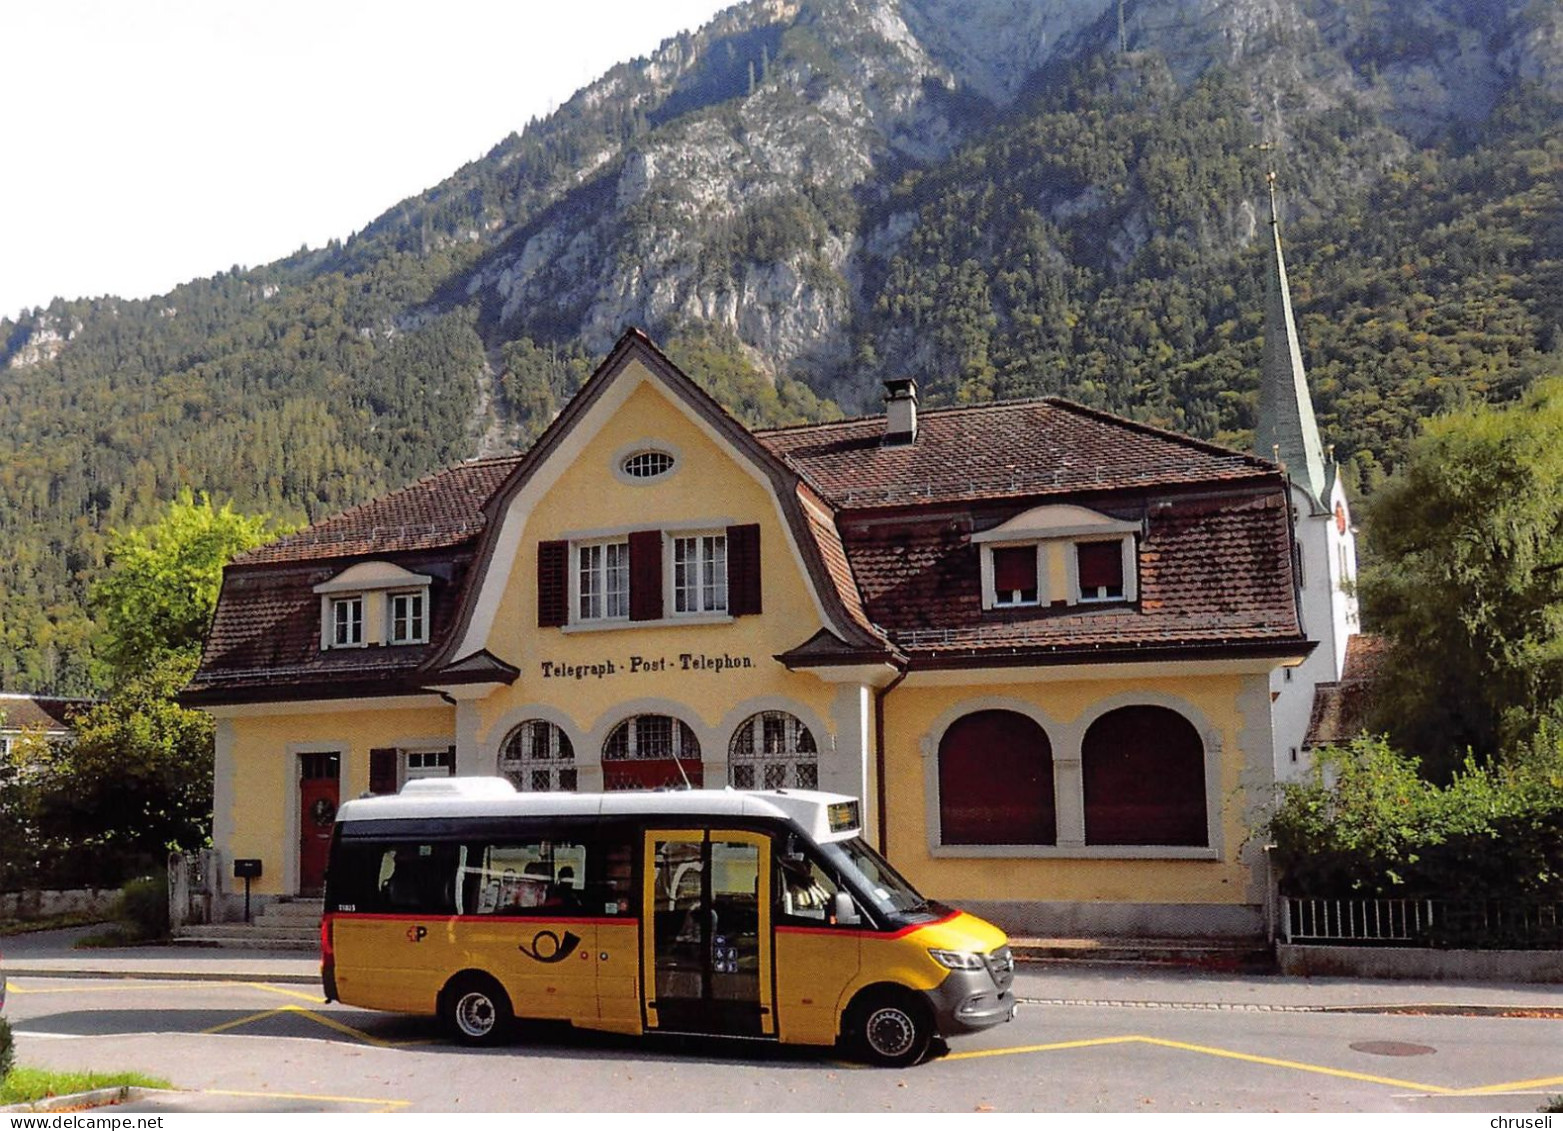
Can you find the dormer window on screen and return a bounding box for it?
[991,545,1040,607]
[389,590,428,644]
[314,562,434,650]
[331,595,365,648]
[975,505,1138,611]
[1075,541,1126,602]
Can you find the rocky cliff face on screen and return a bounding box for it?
[440,0,1561,396]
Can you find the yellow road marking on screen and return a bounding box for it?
[950,1034,1469,1094]
[244,982,327,1004]
[1134,1036,1457,1094]
[199,1003,428,1048]
[203,1008,296,1035]
[1455,1074,1563,1096]
[945,1035,1140,1061]
[202,1087,408,1109]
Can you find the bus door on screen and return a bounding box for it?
[641,829,773,1038]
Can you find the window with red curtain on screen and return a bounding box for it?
[1076,540,1125,600]
[991,545,1039,605]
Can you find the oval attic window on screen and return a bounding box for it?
[622,450,676,480]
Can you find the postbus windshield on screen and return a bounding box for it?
[818,835,927,917]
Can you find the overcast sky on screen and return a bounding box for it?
[0,0,734,320]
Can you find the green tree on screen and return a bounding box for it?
[1361,376,1563,776]
[35,658,217,881]
[90,489,275,682]
[21,492,286,886]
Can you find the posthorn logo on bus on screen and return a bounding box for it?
[518,929,581,964]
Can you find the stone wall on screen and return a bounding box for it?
[0,888,119,922]
[1279,944,1563,983]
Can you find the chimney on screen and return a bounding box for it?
[882,378,918,445]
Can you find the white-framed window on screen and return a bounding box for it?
[673,533,728,615]
[315,562,434,651]
[404,748,454,780]
[330,595,364,648]
[388,590,428,644]
[728,711,818,790]
[974,504,1138,611]
[621,450,676,480]
[499,720,577,792]
[578,540,630,622]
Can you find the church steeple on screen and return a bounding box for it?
[1255,171,1329,511]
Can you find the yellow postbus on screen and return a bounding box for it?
[322,777,1015,1065]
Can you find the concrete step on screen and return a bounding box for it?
[1010,936,1276,972]
[254,900,324,925]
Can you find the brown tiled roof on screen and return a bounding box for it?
[188,339,1309,701]
[1304,633,1387,748]
[839,488,1303,660]
[234,456,521,565]
[794,482,880,642]
[0,694,95,731]
[186,548,482,701]
[756,399,1274,510]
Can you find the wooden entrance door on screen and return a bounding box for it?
[298,752,340,895]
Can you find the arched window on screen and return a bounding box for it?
[1082,706,1206,846]
[937,710,1055,845]
[498,720,576,792]
[602,714,703,791]
[728,711,818,790]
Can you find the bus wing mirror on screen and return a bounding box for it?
[832,891,861,927]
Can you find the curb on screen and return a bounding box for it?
[3,965,321,985]
[0,1086,170,1113]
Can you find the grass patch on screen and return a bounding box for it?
[0,1067,171,1106]
[0,913,109,938]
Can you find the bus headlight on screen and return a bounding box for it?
[928,948,986,970]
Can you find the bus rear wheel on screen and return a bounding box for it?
[440,974,513,1046]
[848,989,933,1068]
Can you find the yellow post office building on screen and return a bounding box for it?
[186,329,1314,939]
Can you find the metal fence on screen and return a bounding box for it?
[1283,896,1563,949]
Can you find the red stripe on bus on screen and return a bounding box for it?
[775,911,958,940]
[326,912,639,926]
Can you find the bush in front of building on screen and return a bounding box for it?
[0,1016,14,1084]
[115,873,170,942]
[1263,729,1563,945]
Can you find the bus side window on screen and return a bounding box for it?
[459,840,589,915]
[377,844,458,914]
[588,827,635,917]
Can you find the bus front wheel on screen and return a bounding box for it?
[847,989,933,1067]
[440,974,513,1046]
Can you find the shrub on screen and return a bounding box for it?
[1262,734,1563,903]
[117,872,170,941]
[0,1016,14,1083]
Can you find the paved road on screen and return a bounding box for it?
[5,967,1561,1113]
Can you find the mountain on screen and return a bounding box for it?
[2,0,1561,694]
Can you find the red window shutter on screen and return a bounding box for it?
[1077,541,1124,592]
[629,530,663,621]
[537,540,569,627]
[369,748,398,795]
[992,545,1038,595]
[727,523,762,616]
